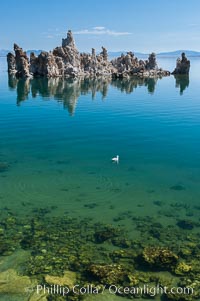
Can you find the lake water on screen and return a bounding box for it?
[0,57,200,301]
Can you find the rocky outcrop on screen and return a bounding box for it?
[53,29,81,77]
[30,51,61,77]
[7,30,170,79]
[172,52,190,75]
[7,52,16,74]
[9,44,31,78]
[111,51,169,78]
[146,52,157,70]
[142,247,178,270]
[88,264,127,285]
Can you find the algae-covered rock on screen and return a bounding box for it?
[180,247,192,258]
[177,220,194,230]
[174,262,192,275]
[88,264,127,285]
[111,237,132,248]
[127,274,139,286]
[94,225,122,243]
[142,247,178,270]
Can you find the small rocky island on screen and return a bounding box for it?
[172,52,190,75]
[7,30,190,79]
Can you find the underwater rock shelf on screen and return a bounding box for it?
[7,30,190,79]
[0,208,200,300]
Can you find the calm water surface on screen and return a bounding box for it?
[0,58,200,222]
[0,57,200,300]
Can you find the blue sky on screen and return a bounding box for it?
[1,0,200,52]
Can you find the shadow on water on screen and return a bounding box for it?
[8,75,189,114]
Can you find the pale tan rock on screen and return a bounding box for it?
[0,268,32,294]
[45,270,76,289]
[28,291,47,301]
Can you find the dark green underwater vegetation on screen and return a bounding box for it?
[0,205,200,300]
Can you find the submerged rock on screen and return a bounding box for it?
[0,208,200,300]
[172,52,190,75]
[170,184,185,191]
[0,162,9,172]
[141,247,178,270]
[29,291,47,301]
[174,261,192,275]
[0,268,33,294]
[7,30,170,79]
[176,219,194,230]
[88,264,127,285]
[94,225,122,243]
[45,270,77,289]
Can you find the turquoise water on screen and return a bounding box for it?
[1,58,200,224]
[0,57,200,300]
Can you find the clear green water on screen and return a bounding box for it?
[0,57,200,300]
[1,58,200,224]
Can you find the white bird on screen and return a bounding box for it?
[111,155,119,163]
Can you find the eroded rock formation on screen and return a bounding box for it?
[146,52,157,70]
[7,30,170,79]
[7,52,16,74]
[111,51,169,78]
[7,44,31,78]
[172,52,190,75]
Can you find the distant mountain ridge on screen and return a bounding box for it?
[109,50,200,58]
[157,50,200,57]
[1,49,200,58]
